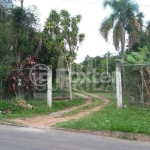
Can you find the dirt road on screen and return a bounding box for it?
[12,92,109,128]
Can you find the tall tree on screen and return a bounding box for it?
[11,6,42,69]
[11,7,26,69]
[45,10,85,100]
[146,21,150,35]
[100,0,139,60]
[136,12,144,31]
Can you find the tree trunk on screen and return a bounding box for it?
[120,21,125,60]
[14,35,22,96]
[139,68,150,102]
[17,52,21,69]
[120,21,126,89]
[143,79,150,100]
[67,62,73,100]
[34,38,42,57]
[128,34,132,50]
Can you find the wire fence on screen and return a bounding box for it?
[121,64,150,110]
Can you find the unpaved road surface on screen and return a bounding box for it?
[11,92,109,128]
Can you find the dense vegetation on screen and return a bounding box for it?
[1,0,150,136]
[1,0,150,105]
[0,0,85,100]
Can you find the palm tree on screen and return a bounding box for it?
[146,21,150,35]
[126,12,144,50]
[136,12,144,31]
[100,0,139,60]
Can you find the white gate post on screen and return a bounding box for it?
[116,61,122,108]
[47,66,52,107]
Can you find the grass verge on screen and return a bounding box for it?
[57,92,150,135]
[60,98,103,117]
[0,98,85,120]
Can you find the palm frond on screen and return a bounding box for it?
[113,21,121,50]
[100,14,116,41]
[103,0,118,11]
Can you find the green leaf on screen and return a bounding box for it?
[127,54,137,64]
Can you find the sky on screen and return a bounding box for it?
[14,0,150,63]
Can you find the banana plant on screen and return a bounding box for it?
[125,46,150,100]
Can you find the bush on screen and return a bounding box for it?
[0,100,14,111]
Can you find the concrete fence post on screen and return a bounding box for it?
[116,61,122,108]
[47,66,52,107]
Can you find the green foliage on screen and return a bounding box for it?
[13,96,23,102]
[0,55,14,83]
[81,52,119,73]
[126,46,149,64]
[10,6,41,69]
[11,7,26,33]
[100,0,139,59]
[38,34,60,78]
[0,98,85,119]
[0,100,24,112]
[0,65,11,81]
[44,9,85,64]
[0,100,14,111]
